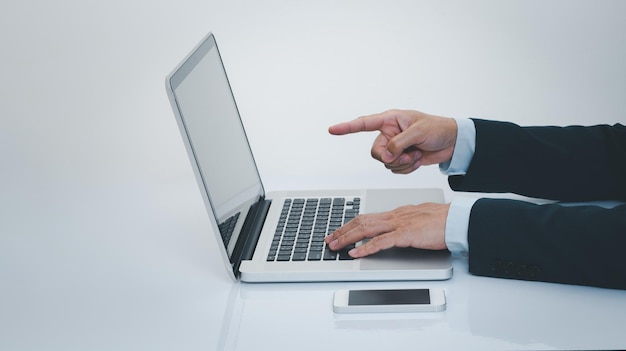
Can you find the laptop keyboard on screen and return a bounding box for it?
[267,197,360,262]
[218,212,240,248]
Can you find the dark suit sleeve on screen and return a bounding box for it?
[449,119,626,201]
[468,199,626,289]
[448,119,626,289]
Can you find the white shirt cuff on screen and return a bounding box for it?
[439,118,476,176]
[445,196,478,255]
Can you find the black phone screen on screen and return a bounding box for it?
[348,289,431,306]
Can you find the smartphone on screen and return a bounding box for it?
[333,288,446,313]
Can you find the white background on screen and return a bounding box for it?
[1,1,626,350]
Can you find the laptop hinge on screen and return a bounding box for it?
[231,198,272,278]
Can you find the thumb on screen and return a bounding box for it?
[381,149,397,163]
[372,133,401,164]
[381,128,421,163]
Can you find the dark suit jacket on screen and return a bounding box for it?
[449,119,626,289]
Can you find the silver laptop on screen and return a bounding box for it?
[165,32,452,282]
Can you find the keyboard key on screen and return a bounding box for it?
[292,253,307,261]
[338,245,355,260]
[323,247,338,260]
[307,252,322,261]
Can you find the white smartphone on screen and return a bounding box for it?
[333,288,446,313]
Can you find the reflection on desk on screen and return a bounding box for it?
[216,258,626,351]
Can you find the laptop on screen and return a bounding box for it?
[165,32,452,282]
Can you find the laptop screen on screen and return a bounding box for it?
[168,34,264,253]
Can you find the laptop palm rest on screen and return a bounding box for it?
[358,187,451,271]
[362,188,444,213]
[360,248,450,270]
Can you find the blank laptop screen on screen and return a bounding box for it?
[169,36,264,228]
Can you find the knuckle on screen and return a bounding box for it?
[367,235,391,252]
[386,108,402,116]
[352,214,367,226]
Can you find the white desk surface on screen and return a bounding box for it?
[2,1,626,350]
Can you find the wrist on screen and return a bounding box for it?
[440,117,476,175]
[444,196,477,254]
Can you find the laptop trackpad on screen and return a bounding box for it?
[360,247,450,270]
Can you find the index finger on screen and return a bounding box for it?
[328,113,387,135]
